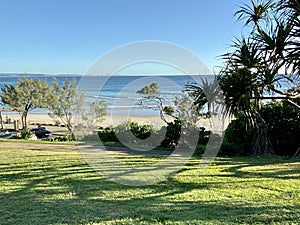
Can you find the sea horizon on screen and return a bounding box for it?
[0,74,212,116]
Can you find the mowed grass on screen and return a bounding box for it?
[0,143,299,225]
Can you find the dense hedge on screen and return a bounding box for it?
[260,100,300,156]
[221,100,300,156]
[97,100,299,156]
[98,120,211,149]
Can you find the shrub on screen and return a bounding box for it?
[221,99,300,156]
[20,128,34,140]
[54,120,61,126]
[43,136,69,142]
[98,127,117,142]
[98,121,158,146]
[159,119,181,148]
[220,114,254,156]
[159,119,211,149]
[260,100,300,156]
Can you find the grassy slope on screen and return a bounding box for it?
[0,144,299,225]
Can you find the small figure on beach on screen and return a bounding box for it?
[5,116,11,124]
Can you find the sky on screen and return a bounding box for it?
[0,0,248,75]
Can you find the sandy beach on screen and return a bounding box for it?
[2,112,212,131]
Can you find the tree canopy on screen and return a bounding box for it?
[47,78,84,140]
[1,77,52,129]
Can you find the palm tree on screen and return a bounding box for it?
[278,0,300,75]
[219,37,275,155]
[235,0,275,32]
[185,78,221,116]
[219,0,300,155]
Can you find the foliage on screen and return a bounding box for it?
[98,127,118,142]
[47,78,84,141]
[221,113,255,156]
[43,136,70,142]
[0,77,52,129]
[159,119,211,149]
[137,82,172,123]
[98,121,158,146]
[222,99,300,156]
[218,0,300,155]
[20,128,34,140]
[185,78,222,115]
[90,97,107,123]
[98,120,211,150]
[114,121,157,146]
[260,100,300,156]
[163,105,174,115]
[136,82,159,96]
[137,82,203,125]
[173,90,201,123]
[159,119,181,148]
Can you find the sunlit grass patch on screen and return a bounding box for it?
[0,143,299,224]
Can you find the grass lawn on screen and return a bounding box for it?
[0,142,299,225]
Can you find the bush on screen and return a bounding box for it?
[98,121,158,146]
[220,114,254,156]
[20,128,34,140]
[159,119,181,148]
[43,136,69,142]
[221,99,300,156]
[159,119,211,149]
[98,127,118,142]
[260,100,300,156]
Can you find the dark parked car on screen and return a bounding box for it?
[0,133,13,139]
[31,127,52,138]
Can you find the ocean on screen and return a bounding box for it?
[0,74,210,116]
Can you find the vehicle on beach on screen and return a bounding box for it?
[31,127,52,138]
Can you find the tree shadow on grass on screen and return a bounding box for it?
[0,153,299,224]
[215,157,300,179]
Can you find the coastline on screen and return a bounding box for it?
[2,112,212,130]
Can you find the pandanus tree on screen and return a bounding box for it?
[218,38,275,155]
[218,0,299,155]
[185,78,221,116]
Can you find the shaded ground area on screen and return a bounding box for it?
[0,141,77,151]
[0,142,299,224]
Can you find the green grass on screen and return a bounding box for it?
[0,144,299,225]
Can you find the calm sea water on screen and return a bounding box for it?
[0,74,210,116]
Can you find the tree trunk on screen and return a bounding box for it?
[292,146,300,158]
[0,111,3,130]
[252,113,274,155]
[21,111,28,129]
[66,114,75,141]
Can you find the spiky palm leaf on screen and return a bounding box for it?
[235,0,275,29]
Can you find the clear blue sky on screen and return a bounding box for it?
[0,0,247,75]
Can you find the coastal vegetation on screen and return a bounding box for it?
[47,78,85,141]
[0,0,299,224]
[217,0,300,155]
[1,78,52,129]
[0,1,299,158]
[0,77,107,141]
[184,0,300,156]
